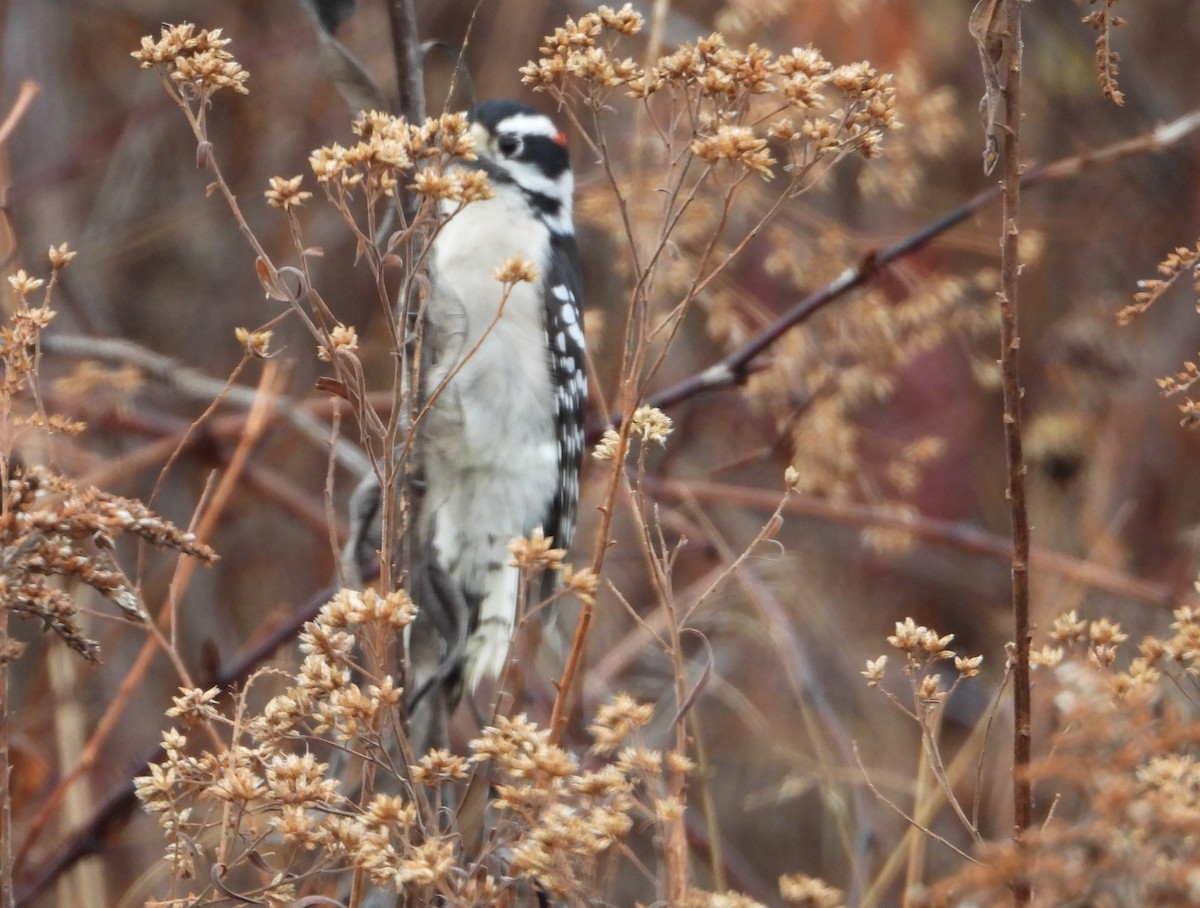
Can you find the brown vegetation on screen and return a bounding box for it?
[5,0,1200,906]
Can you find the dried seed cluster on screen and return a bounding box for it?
[507,528,566,573]
[1119,242,1199,326]
[1121,240,1200,429]
[138,582,824,904]
[1,250,214,664]
[924,604,1200,905]
[864,618,982,711]
[132,23,249,97]
[137,589,716,905]
[593,405,674,461]
[523,7,898,177]
[309,110,492,201]
[264,175,311,210]
[1078,0,1126,105]
[1,465,217,662]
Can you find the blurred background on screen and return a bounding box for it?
[4,0,1200,904]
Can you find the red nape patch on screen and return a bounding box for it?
[554,130,568,146]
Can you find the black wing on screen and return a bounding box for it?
[542,229,587,551]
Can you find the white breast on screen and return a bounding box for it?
[422,184,559,596]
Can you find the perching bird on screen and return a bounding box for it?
[345,100,585,739]
[420,99,586,692]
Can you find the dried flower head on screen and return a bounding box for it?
[507,528,567,572]
[234,326,274,358]
[166,686,222,726]
[310,110,489,203]
[780,872,846,908]
[410,749,469,784]
[916,673,945,703]
[319,587,417,629]
[861,655,888,687]
[954,654,983,678]
[589,693,654,754]
[265,175,311,210]
[561,563,600,604]
[494,255,541,284]
[1050,609,1089,644]
[592,427,622,461]
[521,6,645,90]
[318,324,358,362]
[7,269,44,299]
[1031,645,1065,669]
[47,243,76,270]
[132,23,249,97]
[692,125,775,177]
[631,405,673,445]
[1089,617,1128,647]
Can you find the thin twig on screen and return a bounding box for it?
[859,676,1006,908]
[853,743,981,866]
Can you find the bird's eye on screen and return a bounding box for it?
[496,134,522,157]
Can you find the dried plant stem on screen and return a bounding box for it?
[859,683,1001,907]
[853,744,979,866]
[905,714,935,899]
[919,712,982,845]
[997,4,1032,904]
[386,0,423,127]
[549,426,630,743]
[1,614,13,908]
[626,469,691,901]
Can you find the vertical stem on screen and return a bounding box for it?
[386,0,425,221]
[383,0,427,736]
[998,3,1032,903]
[0,614,14,908]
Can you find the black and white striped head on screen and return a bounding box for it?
[470,100,574,236]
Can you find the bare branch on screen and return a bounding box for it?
[602,105,1200,436]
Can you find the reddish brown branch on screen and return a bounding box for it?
[997,4,1032,904]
